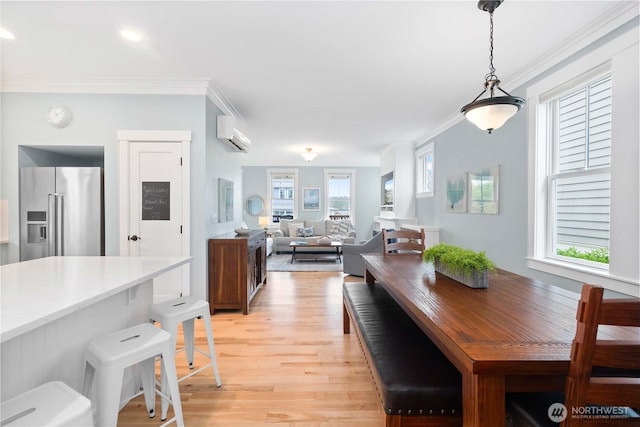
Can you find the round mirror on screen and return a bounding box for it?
[245,195,265,216]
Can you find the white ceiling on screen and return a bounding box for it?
[0,1,632,166]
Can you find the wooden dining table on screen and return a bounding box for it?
[361,253,637,427]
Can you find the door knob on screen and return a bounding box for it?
[128,235,141,241]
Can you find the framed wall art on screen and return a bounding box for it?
[446,173,467,213]
[218,178,234,222]
[468,165,500,214]
[303,188,320,211]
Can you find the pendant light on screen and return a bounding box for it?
[461,0,525,134]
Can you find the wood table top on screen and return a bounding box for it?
[361,253,637,375]
[362,253,640,426]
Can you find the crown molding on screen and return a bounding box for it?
[416,0,639,146]
[0,77,212,95]
[0,75,247,128]
[206,79,247,126]
[506,1,638,93]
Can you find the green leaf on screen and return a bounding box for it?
[423,243,496,279]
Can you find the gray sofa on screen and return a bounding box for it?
[342,232,384,276]
[273,218,356,253]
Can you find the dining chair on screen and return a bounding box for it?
[562,284,640,426]
[382,228,426,253]
[506,284,640,426]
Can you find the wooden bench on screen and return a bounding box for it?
[343,281,462,427]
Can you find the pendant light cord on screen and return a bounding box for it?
[488,11,495,78]
[484,10,499,97]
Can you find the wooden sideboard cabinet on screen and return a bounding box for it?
[208,230,267,315]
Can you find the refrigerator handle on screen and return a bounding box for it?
[48,193,55,256]
[56,194,64,256]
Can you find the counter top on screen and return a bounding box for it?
[0,256,191,343]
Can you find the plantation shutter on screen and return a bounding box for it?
[554,75,611,250]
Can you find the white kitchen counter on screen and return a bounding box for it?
[1,256,191,343]
[0,256,191,400]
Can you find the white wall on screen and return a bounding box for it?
[380,143,415,219]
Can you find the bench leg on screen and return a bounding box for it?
[384,414,401,427]
[343,303,350,334]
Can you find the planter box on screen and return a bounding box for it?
[434,260,489,289]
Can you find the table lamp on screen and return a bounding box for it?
[258,216,269,230]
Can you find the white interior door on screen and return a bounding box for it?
[119,131,191,302]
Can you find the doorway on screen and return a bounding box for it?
[118,130,191,301]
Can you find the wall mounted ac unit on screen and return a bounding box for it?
[216,115,251,152]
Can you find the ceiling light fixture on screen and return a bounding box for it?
[120,28,142,42]
[301,148,317,162]
[461,0,525,134]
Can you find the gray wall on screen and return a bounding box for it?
[242,166,380,241]
[204,99,245,233]
[415,109,535,280]
[0,92,223,299]
[415,17,639,294]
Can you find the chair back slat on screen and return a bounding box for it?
[586,379,640,408]
[600,300,640,327]
[593,342,640,370]
[562,284,640,426]
[381,228,426,254]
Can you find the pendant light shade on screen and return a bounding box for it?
[461,81,525,133]
[461,1,525,134]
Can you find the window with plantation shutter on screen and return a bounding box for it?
[527,26,639,296]
[550,75,611,263]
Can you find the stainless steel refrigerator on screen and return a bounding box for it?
[19,167,104,261]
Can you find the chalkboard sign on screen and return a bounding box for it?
[142,181,170,220]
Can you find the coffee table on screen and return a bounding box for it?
[289,241,342,263]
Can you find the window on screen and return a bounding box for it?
[549,75,612,267]
[527,27,639,296]
[416,142,434,198]
[267,169,298,222]
[324,169,355,221]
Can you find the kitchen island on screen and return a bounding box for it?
[0,256,191,400]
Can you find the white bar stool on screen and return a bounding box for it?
[149,296,222,420]
[1,381,93,427]
[82,323,184,427]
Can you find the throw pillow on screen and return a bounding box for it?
[287,223,304,237]
[297,226,314,238]
[337,220,353,235]
[280,218,295,236]
[328,222,340,235]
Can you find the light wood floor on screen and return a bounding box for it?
[118,271,383,426]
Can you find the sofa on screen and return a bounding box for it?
[342,231,384,276]
[272,218,356,253]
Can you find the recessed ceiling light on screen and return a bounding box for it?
[120,28,142,42]
[0,28,16,40]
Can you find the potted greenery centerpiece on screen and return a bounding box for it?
[422,243,496,289]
